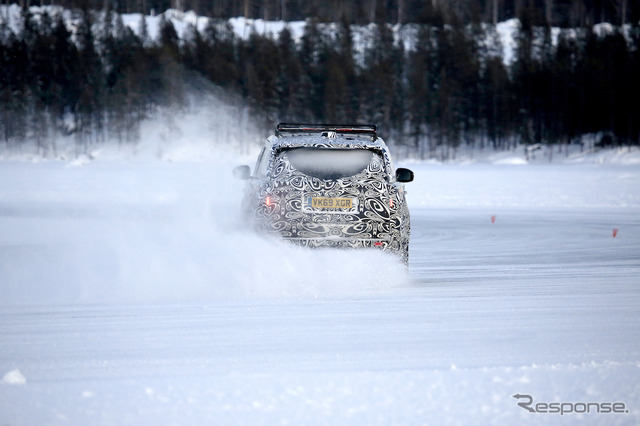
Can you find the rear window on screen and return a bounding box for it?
[283,148,381,180]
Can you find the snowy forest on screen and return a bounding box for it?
[1,0,639,158]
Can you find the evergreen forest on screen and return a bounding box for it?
[1,0,639,158]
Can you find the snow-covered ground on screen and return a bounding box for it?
[1,149,639,424]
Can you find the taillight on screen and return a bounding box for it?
[264,194,279,207]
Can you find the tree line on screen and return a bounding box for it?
[1,5,639,158]
[15,0,640,27]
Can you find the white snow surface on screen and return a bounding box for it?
[1,137,639,425]
[1,369,26,385]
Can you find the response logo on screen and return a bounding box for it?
[512,394,630,415]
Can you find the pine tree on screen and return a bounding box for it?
[276,26,305,121]
[298,18,325,120]
[407,25,439,158]
[202,21,240,89]
[630,25,640,144]
[158,14,180,59]
[242,32,279,126]
[321,17,359,123]
[481,57,513,149]
[359,23,401,131]
[0,26,29,146]
[75,8,105,151]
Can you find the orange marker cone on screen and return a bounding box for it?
[613,228,618,238]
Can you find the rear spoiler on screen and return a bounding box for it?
[276,123,377,139]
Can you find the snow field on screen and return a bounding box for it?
[1,154,639,424]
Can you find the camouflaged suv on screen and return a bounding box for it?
[234,123,414,263]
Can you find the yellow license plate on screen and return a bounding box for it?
[308,197,353,209]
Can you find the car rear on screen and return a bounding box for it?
[255,145,406,256]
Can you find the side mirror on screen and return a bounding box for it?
[396,167,414,183]
[233,165,251,180]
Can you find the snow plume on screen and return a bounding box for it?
[0,159,408,307]
[0,73,263,162]
[100,77,265,163]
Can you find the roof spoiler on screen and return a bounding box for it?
[276,123,377,139]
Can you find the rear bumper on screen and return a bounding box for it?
[282,237,408,263]
[285,237,389,250]
[250,208,410,262]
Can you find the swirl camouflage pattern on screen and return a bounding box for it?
[235,124,414,263]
